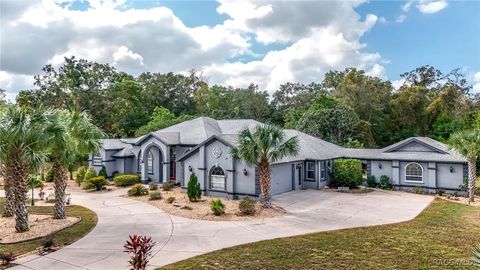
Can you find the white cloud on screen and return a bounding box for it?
[391,78,406,90]
[0,71,36,101]
[473,72,480,94]
[0,0,387,100]
[396,14,407,23]
[416,0,448,14]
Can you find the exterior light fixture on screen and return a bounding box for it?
[188,165,193,172]
[378,163,383,169]
[449,166,454,173]
[296,163,302,169]
[243,168,248,176]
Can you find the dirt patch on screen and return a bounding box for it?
[127,187,285,221]
[0,215,80,244]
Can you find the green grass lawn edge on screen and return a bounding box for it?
[160,199,480,270]
[0,198,98,256]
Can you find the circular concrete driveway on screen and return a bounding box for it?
[11,189,433,270]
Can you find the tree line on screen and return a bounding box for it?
[10,56,480,148]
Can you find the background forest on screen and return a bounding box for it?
[2,56,479,149]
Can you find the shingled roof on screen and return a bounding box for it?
[100,118,467,164]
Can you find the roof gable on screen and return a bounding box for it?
[382,137,448,154]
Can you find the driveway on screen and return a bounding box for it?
[10,189,433,270]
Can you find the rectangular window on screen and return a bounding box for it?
[211,175,225,190]
[320,161,326,180]
[306,161,315,180]
[93,153,102,166]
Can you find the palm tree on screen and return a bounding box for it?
[0,107,59,231]
[49,110,104,219]
[231,125,299,208]
[449,129,480,203]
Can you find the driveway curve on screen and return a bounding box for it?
[11,189,433,270]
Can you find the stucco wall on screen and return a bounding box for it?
[436,163,465,190]
[181,139,256,198]
[371,160,393,181]
[369,159,465,193]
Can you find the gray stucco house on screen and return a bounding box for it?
[89,117,468,198]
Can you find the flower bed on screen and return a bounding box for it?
[127,186,285,221]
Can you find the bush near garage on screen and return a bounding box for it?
[331,159,363,188]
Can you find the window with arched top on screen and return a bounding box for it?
[147,151,154,174]
[405,162,423,182]
[210,166,226,190]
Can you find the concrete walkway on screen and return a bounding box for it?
[9,189,433,270]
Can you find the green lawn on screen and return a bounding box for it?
[0,198,97,256]
[161,199,480,270]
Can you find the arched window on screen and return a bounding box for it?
[210,166,226,190]
[405,162,423,182]
[147,151,154,174]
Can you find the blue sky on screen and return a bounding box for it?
[1,0,479,101]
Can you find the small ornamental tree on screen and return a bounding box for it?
[84,166,97,181]
[98,166,108,179]
[75,166,86,186]
[123,235,156,270]
[187,172,201,202]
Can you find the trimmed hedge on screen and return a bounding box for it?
[83,176,109,191]
[331,159,363,189]
[114,174,140,187]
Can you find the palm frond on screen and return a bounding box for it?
[473,243,480,266]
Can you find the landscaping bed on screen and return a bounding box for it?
[127,186,285,221]
[0,198,97,259]
[160,199,480,269]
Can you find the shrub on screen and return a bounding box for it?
[124,235,156,270]
[149,191,162,200]
[436,188,445,196]
[331,159,363,188]
[84,166,97,181]
[378,175,393,190]
[98,166,108,179]
[76,166,86,186]
[239,197,256,215]
[210,199,226,216]
[366,175,377,187]
[412,186,424,194]
[45,170,54,182]
[187,172,201,202]
[162,182,174,191]
[84,176,109,191]
[128,183,149,196]
[45,193,55,203]
[166,196,176,203]
[0,252,16,266]
[114,174,140,187]
[149,182,158,191]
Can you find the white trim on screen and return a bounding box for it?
[209,165,226,191]
[404,162,424,183]
[306,161,315,180]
